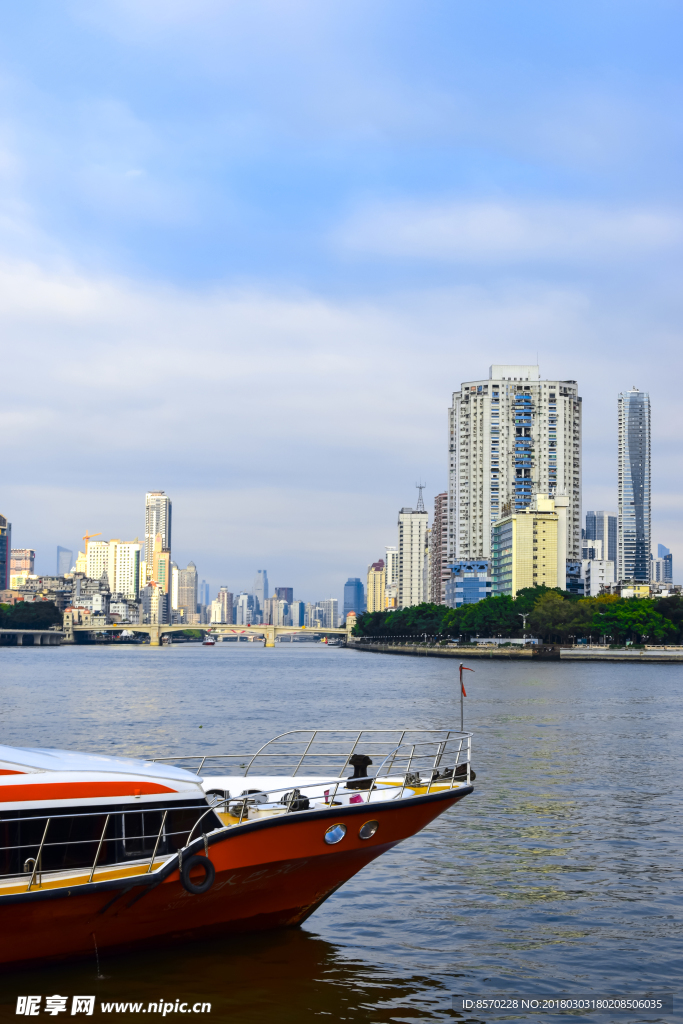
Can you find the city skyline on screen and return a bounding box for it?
[2,5,682,593]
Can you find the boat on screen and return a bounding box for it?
[202,635,216,646]
[0,729,473,968]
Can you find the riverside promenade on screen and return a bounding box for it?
[349,642,683,662]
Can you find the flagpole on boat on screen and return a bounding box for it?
[459,663,474,732]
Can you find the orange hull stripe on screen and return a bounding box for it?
[0,770,25,776]
[0,781,176,802]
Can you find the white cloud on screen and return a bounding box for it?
[334,200,683,264]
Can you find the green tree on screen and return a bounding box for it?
[0,601,62,630]
[590,599,675,645]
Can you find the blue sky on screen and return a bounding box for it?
[1,0,682,598]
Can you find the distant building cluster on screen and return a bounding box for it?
[1,490,341,631]
[360,365,675,615]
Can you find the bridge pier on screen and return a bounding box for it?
[148,626,162,647]
[265,627,276,648]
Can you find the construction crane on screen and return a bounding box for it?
[82,530,102,554]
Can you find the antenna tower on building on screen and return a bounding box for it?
[416,481,426,512]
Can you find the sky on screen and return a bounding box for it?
[1,0,682,600]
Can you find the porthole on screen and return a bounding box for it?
[324,823,347,845]
[358,820,379,840]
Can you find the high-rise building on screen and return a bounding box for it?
[444,561,492,608]
[448,365,581,563]
[492,494,565,597]
[581,559,615,597]
[57,547,73,576]
[290,600,305,627]
[319,599,339,629]
[398,503,429,608]
[11,549,35,575]
[343,578,365,618]
[585,511,617,565]
[366,559,386,613]
[618,388,651,581]
[152,533,171,595]
[254,570,268,609]
[236,593,255,625]
[652,545,673,583]
[86,541,110,582]
[384,545,399,610]
[429,493,449,604]
[217,586,233,624]
[178,562,198,621]
[171,562,179,612]
[274,587,293,604]
[144,491,172,584]
[0,514,11,590]
[112,542,141,600]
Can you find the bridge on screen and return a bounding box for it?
[69,621,353,647]
[0,628,65,647]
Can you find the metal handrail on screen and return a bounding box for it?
[27,819,50,891]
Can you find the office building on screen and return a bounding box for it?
[57,547,73,576]
[492,494,565,597]
[581,538,604,560]
[448,365,581,563]
[254,570,268,609]
[178,562,198,622]
[11,549,35,575]
[171,562,179,612]
[85,541,109,582]
[320,598,339,629]
[343,578,365,618]
[304,603,323,628]
[141,582,168,625]
[429,492,449,604]
[444,561,492,608]
[617,388,651,581]
[274,587,293,604]
[652,544,673,583]
[290,600,305,627]
[144,491,172,584]
[398,501,429,608]
[366,559,386,613]
[585,511,617,565]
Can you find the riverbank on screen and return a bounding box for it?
[349,642,683,661]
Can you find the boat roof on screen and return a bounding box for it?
[0,745,198,783]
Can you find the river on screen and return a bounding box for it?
[0,643,680,1022]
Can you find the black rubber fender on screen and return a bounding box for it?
[180,854,215,895]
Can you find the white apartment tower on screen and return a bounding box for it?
[448,365,581,563]
[398,501,429,608]
[617,388,651,581]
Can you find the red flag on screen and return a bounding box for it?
[459,664,474,696]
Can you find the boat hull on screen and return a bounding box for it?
[0,787,471,968]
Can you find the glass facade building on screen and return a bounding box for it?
[444,561,492,608]
[0,514,10,590]
[343,578,365,619]
[617,389,651,582]
[585,511,617,565]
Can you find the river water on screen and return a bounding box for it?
[0,643,679,1023]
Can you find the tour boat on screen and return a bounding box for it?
[202,636,216,646]
[0,729,473,968]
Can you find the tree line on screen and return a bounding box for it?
[0,601,63,630]
[353,588,683,645]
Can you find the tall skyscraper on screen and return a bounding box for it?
[86,541,110,582]
[0,514,11,590]
[290,600,305,627]
[618,388,651,581]
[254,570,268,609]
[152,533,171,595]
[398,493,429,608]
[144,491,172,582]
[112,542,141,600]
[429,492,449,604]
[178,562,198,621]
[384,545,398,609]
[57,547,73,576]
[217,586,233,624]
[366,559,386,613]
[448,365,581,564]
[343,578,365,618]
[320,599,339,629]
[652,544,673,584]
[585,511,617,564]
